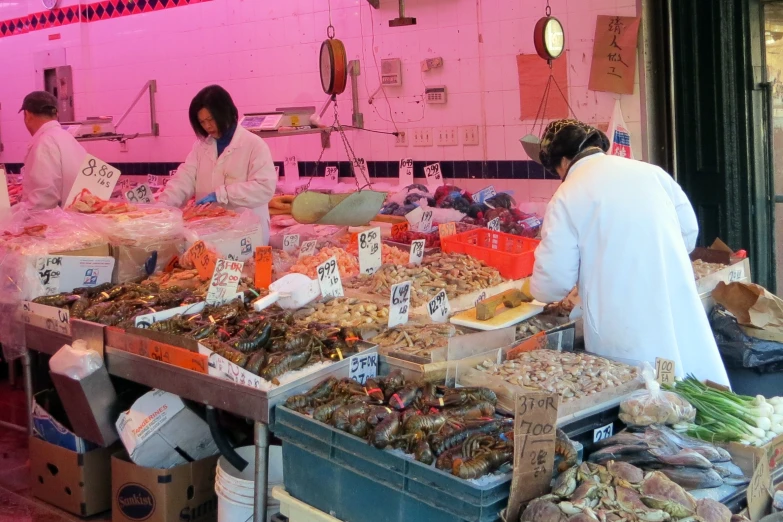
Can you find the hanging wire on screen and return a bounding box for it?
[545,0,551,17]
[327,0,335,39]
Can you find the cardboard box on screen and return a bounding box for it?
[112,239,185,284]
[33,389,98,453]
[112,453,219,522]
[30,437,114,517]
[52,243,112,257]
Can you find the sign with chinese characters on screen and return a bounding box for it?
[588,15,641,95]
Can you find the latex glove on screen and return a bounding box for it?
[195,192,217,205]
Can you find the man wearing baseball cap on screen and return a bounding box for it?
[16,90,86,211]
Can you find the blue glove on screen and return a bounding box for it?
[195,192,217,205]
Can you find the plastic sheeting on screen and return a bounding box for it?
[710,305,783,372]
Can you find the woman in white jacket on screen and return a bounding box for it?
[527,119,729,385]
[157,85,277,243]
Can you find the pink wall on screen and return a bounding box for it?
[0,0,640,200]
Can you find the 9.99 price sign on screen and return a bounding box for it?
[317,256,344,298]
[206,259,244,305]
[388,281,411,328]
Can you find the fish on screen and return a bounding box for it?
[649,425,729,457]
[656,466,724,490]
[592,431,650,449]
[649,448,715,469]
[589,448,659,467]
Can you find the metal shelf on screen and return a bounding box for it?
[252,127,332,139]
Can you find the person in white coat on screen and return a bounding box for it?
[16,91,87,212]
[157,85,277,243]
[525,119,729,385]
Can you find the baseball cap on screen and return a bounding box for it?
[19,91,58,115]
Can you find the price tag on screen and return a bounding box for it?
[747,457,772,521]
[472,185,497,204]
[65,154,121,206]
[206,259,244,305]
[438,222,457,238]
[418,210,434,233]
[404,206,423,226]
[283,234,300,254]
[125,183,153,204]
[593,422,614,443]
[655,357,676,385]
[316,256,344,298]
[391,221,409,238]
[427,289,451,323]
[324,166,339,186]
[254,246,272,289]
[147,174,159,187]
[191,240,218,280]
[21,301,71,336]
[284,156,299,184]
[388,281,411,328]
[409,239,425,265]
[275,165,281,177]
[507,392,559,522]
[424,162,443,189]
[35,256,63,296]
[358,227,382,275]
[352,157,370,184]
[487,217,501,231]
[349,351,378,385]
[299,240,318,258]
[399,158,414,186]
[729,266,746,282]
[474,291,488,306]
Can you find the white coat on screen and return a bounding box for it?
[157,126,277,243]
[17,120,87,212]
[530,153,729,385]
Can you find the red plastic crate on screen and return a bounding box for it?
[440,229,540,279]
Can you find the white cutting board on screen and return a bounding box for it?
[449,302,544,331]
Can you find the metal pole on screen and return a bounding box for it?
[22,351,33,436]
[253,422,270,522]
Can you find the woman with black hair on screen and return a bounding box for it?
[158,85,277,242]
[523,119,728,385]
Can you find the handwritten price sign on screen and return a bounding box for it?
[299,240,318,259]
[409,239,425,265]
[125,183,153,204]
[418,210,433,232]
[391,221,409,239]
[35,256,63,296]
[191,240,218,280]
[325,166,339,185]
[399,158,414,186]
[206,259,244,305]
[317,256,344,298]
[438,222,457,238]
[349,351,378,385]
[427,289,451,323]
[424,162,443,189]
[283,234,300,254]
[254,246,272,289]
[358,227,382,275]
[284,156,300,184]
[388,281,411,328]
[487,217,501,231]
[66,154,121,206]
[655,357,675,385]
[352,157,370,184]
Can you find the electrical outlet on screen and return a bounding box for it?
[413,128,433,147]
[437,127,459,146]
[395,130,408,147]
[461,125,479,146]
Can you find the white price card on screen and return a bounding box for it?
[206,259,244,305]
[317,256,344,298]
[405,206,423,225]
[472,185,497,204]
[409,239,425,266]
[352,157,370,184]
[283,234,300,254]
[21,301,70,336]
[0,167,11,221]
[147,174,159,187]
[65,154,121,206]
[474,291,488,306]
[324,166,339,186]
[427,289,451,323]
[358,227,382,275]
[487,217,501,231]
[275,165,281,177]
[284,156,300,184]
[424,162,443,189]
[349,351,379,385]
[299,240,318,259]
[593,422,614,443]
[388,281,412,328]
[418,210,434,232]
[222,228,263,262]
[125,184,153,204]
[35,256,63,296]
[729,266,746,282]
[399,158,414,186]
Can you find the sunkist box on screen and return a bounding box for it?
[112,453,219,522]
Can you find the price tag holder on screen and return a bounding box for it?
[254,246,272,289]
[317,256,344,298]
[399,158,414,186]
[283,234,300,254]
[358,227,382,275]
[391,222,409,238]
[299,240,318,258]
[655,357,675,385]
[125,183,153,204]
[409,239,425,265]
[65,154,121,206]
[324,166,339,186]
[206,259,244,305]
[729,266,746,282]
[352,157,370,184]
[507,392,560,522]
[487,217,501,231]
[747,457,772,521]
[427,289,451,323]
[349,351,378,385]
[191,241,217,280]
[438,222,457,238]
[593,422,614,443]
[424,162,443,189]
[35,256,63,296]
[418,210,434,233]
[284,156,300,184]
[388,281,411,328]
[472,185,497,204]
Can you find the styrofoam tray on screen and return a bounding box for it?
[450,302,544,331]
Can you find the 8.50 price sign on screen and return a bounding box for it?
[358,227,382,275]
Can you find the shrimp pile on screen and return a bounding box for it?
[288,246,359,280]
[346,242,410,265]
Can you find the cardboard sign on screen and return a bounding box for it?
[588,15,642,95]
[388,281,411,328]
[125,184,153,204]
[21,301,70,336]
[317,256,344,298]
[324,166,339,186]
[299,239,318,259]
[391,221,409,238]
[283,234,300,254]
[352,157,370,184]
[254,246,272,289]
[438,222,457,239]
[65,154,121,206]
[424,162,443,189]
[349,351,378,385]
[427,289,451,323]
[399,158,414,186]
[358,227,382,275]
[472,185,496,204]
[518,53,569,120]
[35,256,115,296]
[409,239,425,266]
[284,156,299,184]
[655,357,675,385]
[190,241,217,280]
[507,392,559,522]
[747,457,772,521]
[206,259,243,305]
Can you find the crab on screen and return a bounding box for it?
[553,466,579,498]
[520,499,567,522]
[694,499,731,522]
[607,460,644,486]
[639,471,696,519]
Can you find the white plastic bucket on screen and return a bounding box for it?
[216,446,284,522]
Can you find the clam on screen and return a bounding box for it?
[519,499,566,522]
[695,498,732,522]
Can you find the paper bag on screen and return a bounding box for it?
[607,99,633,159]
[712,282,783,342]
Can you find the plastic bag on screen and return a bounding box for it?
[49,340,104,380]
[618,362,695,426]
[73,204,184,247]
[710,305,783,370]
[607,99,634,159]
[185,209,262,262]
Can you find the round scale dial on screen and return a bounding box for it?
[534,16,565,61]
[319,39,348,96]
[42,0,58,10]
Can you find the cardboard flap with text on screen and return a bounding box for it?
[712,282,783,342]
